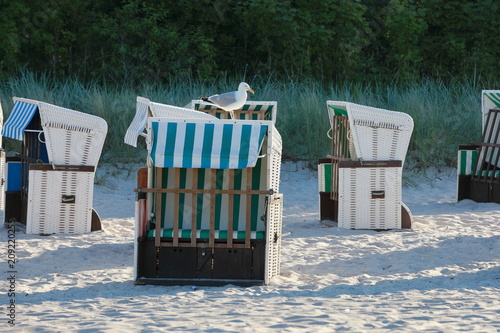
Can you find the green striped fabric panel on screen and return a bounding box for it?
[150,121,267,169]
[193,102,275,121]
[484,92,500,109]
[318,163,332,192]
[327,104,348,116]
[150,158,267,239]
[458,149,478,175]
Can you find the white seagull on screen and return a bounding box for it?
[200,82,255,119]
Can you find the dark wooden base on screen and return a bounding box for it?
[458,175,500,203]
[136,238,266,286]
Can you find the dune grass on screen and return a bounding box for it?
[0,72,489,170]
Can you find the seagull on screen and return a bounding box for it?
[200,82,255,119]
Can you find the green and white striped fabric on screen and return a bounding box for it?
[318,162,332,192]
[147,158,268,239]
[191,100,277,122]
[475,170,500,178]
[484,91,500,109]
[458,149,478,175]
[149,119,268,169]
[482,90,500,132]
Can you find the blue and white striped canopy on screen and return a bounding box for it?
[2,100,39,141]
[149,120,268,169]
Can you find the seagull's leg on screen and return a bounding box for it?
[229,110,235,119]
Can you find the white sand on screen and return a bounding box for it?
[2,162,500,332]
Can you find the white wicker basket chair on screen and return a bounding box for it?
[323,101,414,230]
[2,99,108,234]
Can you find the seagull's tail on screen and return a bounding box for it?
[200,97,212,103]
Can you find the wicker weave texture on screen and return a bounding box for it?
[265,194,283,284]
[338,166,402,229]
[151,101,218,120]
[124,97,150,147]
[38,102,107,166]
[326,101,413,164]
[26,169,94,234]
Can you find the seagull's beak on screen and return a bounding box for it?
[248,88,255,94]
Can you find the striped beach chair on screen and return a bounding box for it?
[1,98,107,233]
[127,99,283,286]
[319,101,414,229]
[458,90,500,202]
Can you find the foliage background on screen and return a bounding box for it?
[1,0,499,83]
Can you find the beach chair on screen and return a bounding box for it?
[190,100,278,123]
[126,97,283,286]
[319,101,414,229]
[458,90,500,202]
[1,98,107,233]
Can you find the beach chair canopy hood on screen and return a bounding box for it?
[124,97,217,147]
[2,98,39,141]
[148,118,269,169]
[2,98,108,166]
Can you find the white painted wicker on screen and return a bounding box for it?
[338,165,402,229]
[124,97,151,147]
[38,102,108,166]
[265,194,283,284]
[26,166,95,234]
[150,101,218,119]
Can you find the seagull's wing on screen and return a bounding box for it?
[208,91,238,109]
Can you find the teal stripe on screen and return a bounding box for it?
[151,122,159,166]
[251,159,262,231]
[201,124,214,168]
[164,123,177,167]
[220,124,233,168]
[182,123,196,168]
[238,125,252,169]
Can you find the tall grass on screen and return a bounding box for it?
[0,72,489,170]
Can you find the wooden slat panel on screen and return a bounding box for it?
[154,168,162,247]
[191,169,198,247]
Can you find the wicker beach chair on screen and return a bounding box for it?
[319,101,414,229]
[127,98,283,286]
[1,98,107,233]
[458,90,500,202]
